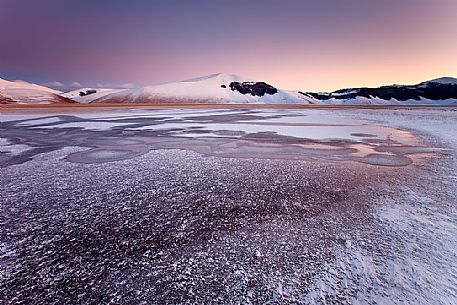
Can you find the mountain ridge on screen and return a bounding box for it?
[1,74,456,105]
[301,77,457,105]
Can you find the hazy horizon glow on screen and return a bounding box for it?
[1,0,456,91]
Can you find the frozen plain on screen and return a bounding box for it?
[1,107,456,304]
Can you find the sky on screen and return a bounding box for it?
[1,0,456,91]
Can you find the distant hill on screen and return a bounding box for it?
[0,77,76,104]
[300,77,457,105]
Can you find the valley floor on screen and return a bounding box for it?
[0,107,456,304]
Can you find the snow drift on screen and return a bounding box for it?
[0,77,75,104]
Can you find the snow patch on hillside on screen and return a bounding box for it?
[62,88,127,103]
[425,77,457,86]
[0,77,60,94]
[0,77,74,104]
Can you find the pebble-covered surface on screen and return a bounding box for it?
[1,108,455,304]
[1,148,386,304]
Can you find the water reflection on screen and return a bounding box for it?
[1,108,444,167]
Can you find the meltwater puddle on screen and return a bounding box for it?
[1,109,447,167]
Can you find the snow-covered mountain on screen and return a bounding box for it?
[0,77,76,104]
[301,77,457,105]
[90,73,310,104]
[2,74,457,105]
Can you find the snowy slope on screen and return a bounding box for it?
[62,88,128,104]
[92,73,311,104]
[0,77,61,93]
[0,77,75,104]
[422,77,457,86]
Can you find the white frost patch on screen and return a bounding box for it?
[0,138,32,156]
[31,121,135,130]
[332,109,457,150]
[305,109,457,304]
[16,117,62,126]
[375,192,457,304]
[245,110,365,125]
[306,193,457,304]
[127,120,411,143]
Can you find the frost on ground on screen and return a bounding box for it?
[1,148,385,304]
[304,109,457,304]
[0,138,32,157]
[0,108,456,304]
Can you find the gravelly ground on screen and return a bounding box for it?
[1,147,388,304]
[1,108,456,304]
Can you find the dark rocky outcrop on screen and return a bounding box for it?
[80,89,97,97]
[302,80,457,102]
[229,82,278,96]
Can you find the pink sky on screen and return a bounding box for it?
[1,0,456,91]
